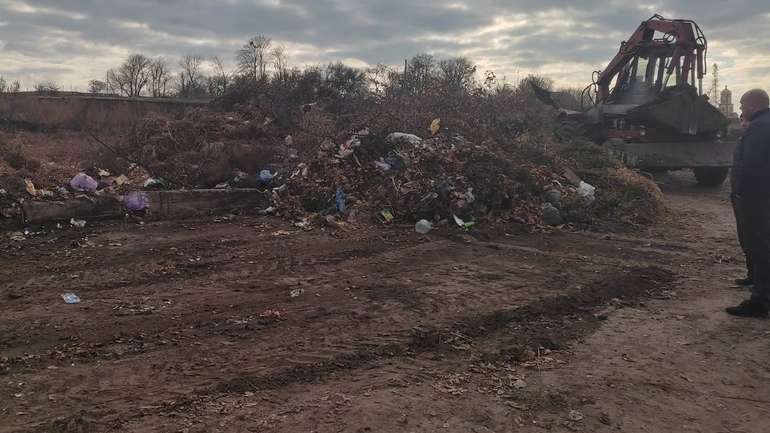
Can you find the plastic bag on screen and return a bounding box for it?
[70,173,98,192]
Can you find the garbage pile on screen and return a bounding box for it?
[1,100,665,229]
[273,128,583,227]
[85,104,651,228]
[0,167,145,224]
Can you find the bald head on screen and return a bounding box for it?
[740,89,770,120]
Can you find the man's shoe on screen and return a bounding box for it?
[734,277,754,287]
[725,300,769,318]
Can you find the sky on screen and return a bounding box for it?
[0,0,768,101]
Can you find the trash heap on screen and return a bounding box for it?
[272,127,596,228]
[99,105,599,227]
[0,167,141,225]
[1,100,666,229]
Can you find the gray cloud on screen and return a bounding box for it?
[0,0,768,98]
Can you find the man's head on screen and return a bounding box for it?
[740,89,770,120]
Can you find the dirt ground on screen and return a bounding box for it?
[1,170,768,433]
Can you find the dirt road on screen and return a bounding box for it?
[1,171,767,433]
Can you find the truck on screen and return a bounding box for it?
[536,14,736,186]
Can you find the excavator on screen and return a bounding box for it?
[536,14,735,186]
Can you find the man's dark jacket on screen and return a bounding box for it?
[732,108,770,201]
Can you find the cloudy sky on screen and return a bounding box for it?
[0,0,768,99]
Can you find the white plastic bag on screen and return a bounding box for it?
[577,181,596,203]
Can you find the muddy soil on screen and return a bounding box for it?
[1,170,766,433]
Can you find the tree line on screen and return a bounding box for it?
[96,35,482,100]
[0,34,492,100]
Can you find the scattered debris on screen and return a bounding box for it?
[541,203,563,226]
[415,219,433,234]
[378,209,395,223]
[69,218,86,228]
[513,379,527,389]
[430,118,441,136]
[259,309,282,318]
[336,137,361,159]
[257,206,277,215]
[452,214,476,230]
[568,410,585,422]
[387,132,423,147]
[290,288,304,298]
[69,173,98,192]
[38,189,55,199]
[124,191,149,211]
[577,181,596,203]
[143,177,167,189]
[61,293,81,304]
[24,179,37,196]
[114,175,130,186]
[335,188,346,214]
[259,169,275,184]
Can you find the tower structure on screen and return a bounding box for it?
[720,86,736,118]
[709,63,720,103]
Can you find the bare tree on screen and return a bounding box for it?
[271,45,288,82]
[206,56,229,96]
[323,62,367,98]
[148,57,172,97]
[107,54,152,97]
[397,54,437,96]
[236,35,271,81]
[0,76,6,93]
[88,79,108,94]
[177,54,205,98]
[366,64,393,97]
[437,57,477,92]
[8,80,20,93]
[34,81,60,95]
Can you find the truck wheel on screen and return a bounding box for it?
[693,167,729,187]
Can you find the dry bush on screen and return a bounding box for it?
[0,138,41,172]
[100,107,290,187]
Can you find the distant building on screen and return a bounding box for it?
[719,86,739,119]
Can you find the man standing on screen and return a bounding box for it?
[727,89,770,317]
[732,113,754,287]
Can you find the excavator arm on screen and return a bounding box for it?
[596,14,707,101]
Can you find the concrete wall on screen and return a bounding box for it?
[0,93,210,131]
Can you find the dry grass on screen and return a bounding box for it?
[0,94,203,131]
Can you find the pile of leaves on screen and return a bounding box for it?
[560,141,665,225]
